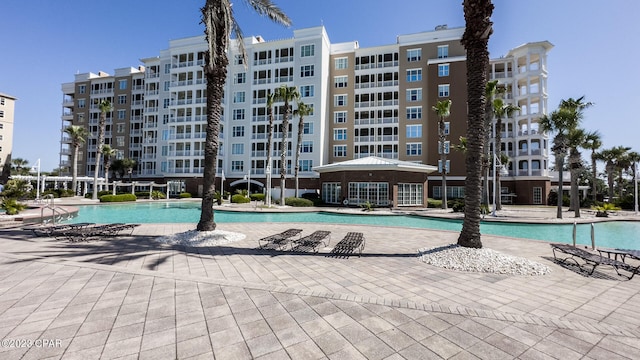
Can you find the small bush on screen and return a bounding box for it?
[99,194,137,202]
[151,191,166,200]
[250,193,265,201]
[448,199,465,212]
[361,201,374,212]
[179,192,192,198]
[285,197,314,207]
[231,194,250,203]
[427,199,442,208]
[135,192,151,199]
[85,190,112,199]
[1,198,26,215]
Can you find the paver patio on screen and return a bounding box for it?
[0,214,638,359]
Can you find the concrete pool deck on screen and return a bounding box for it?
[0,198,638,359]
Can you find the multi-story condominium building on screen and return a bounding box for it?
[60,25,552,205]
[0,92,17,181]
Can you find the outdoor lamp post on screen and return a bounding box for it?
[491,154,508,217]
[30,158,41,202]
[635,162,638,215]
[266,165,272,207]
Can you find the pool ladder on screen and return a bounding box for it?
[40,204,71,224]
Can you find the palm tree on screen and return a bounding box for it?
[64,125,89,194]
[491,98,519,210]
[121,158,137,183]
[566,127,587,217]
[265,92,276,207]
[197,0,291,231]
[293,101,311,198]
[432,99,452,209]
[582,130,602,201]
[483,80,499,209]
[101,145,116,192]
[458,0,494,249]
[599,147,628,201]
[10,158,29,176]
[274,85,299,206]
[93,100,112,200]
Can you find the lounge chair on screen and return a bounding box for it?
[290,231,331,253]
[257,228,303,250]
[330,232,365,257]
[550,243,639,280]
[58,223,140,242]
[24,223,94,237]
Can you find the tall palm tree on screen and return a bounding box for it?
[93,100,112,200]
[599,146,629,201]
[197,0,291,231]
[491,98,519,210]
[121,158,137,183]
[566,127,587,217]
[101,144,116,192]
[458,0,494,249]
[274,85,299,206]
[582,130,602,201]
[293,101,311,198]
[265,92,276,207]
[10,158,30,176]
[432,99,452,209]
[64,125,89,194]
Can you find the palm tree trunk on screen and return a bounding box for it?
[570,150,581,217]
[72,146,79,194]
[495,117,502,210]
[458,0,493,248]
[93,119,105,200]
[294,117,304,198]
[197,60,225,231]
[266,115,274,207]
[591,155,597,202]
[280,110,290,206]
[556,154,564,219]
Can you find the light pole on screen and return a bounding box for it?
[30,159,41,202]
[635,162,638,215]
[492,154,507,217]
[266,165,272,207]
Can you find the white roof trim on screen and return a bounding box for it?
[313,156,437,174]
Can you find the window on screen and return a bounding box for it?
[334,76,348,88]
[164,81,170,91]
[232,109,245,120]
[303,122,313,134]
[164,63,171,74]
[117,123,125,133]
[406,107,422,120]
[406,69,422,82]
[333,128,347,141]
[233,91,245,103]
[0,111,3,118]
[234,55,244,65]
[300,65,314,77]
[397,183,423,206]
[406,125,422,138]
[322,183,342,204]
[438,84,450,97]
[78,99,86,108]
[300,85,314,97]
[334,95,347,107]
[116,136,125,147]
[335,57,348,70]
[299,159,313,172]
[444,122,450,135]
[406,89,422,102]
[163,99,170,108]
[333,145,347,157]
[438,64,450,77]
[437,45,449,59]
[407,49,422,62]
[77,114,85,123]
[300,44,315,57]
[232,126,244,137]
[234,73,246,84]
[334,111,347,124]
[231,160,244,172]
[119,80,128,90]
[78,85,86,94]
[232,143,244,155]
[301,141,313,153]
[118,95,127,104]
[438,141,451,154]
[406,143,422,156]
[118,109,126,119]
[348,182,389,206]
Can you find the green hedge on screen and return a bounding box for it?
[427,199,442,208]
[100,194,137,202]
[179,192,192,198]
[231,194,250,203]
[85,190,112,199]
[250,193,265,201]
[135,192,151,199]
[285,197,314,207]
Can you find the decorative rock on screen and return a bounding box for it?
[156,229,246,247]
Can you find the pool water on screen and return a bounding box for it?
[66,201,640,250]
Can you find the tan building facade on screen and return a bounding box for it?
[0,93,16,180]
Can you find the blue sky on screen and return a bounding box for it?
[1,0,638,171]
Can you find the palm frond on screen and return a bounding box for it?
[243,0,292,26]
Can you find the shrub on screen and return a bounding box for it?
[85,190,112,199]
[151,191,166,200]
[135,192,151,199]
[285,197,314,207]
[448,199,465,212]
[547,192,570,207]
[301,192,323,206]
[361,201,374,212]
[231,194,250,203]
[214,191,223,205]
[614,195,635,210]
[250,193,265,201]
[179,192,192,198]
[427,199,442,208]
[592,202,620,217]
[99,194,137,202]
[1,198,26,215]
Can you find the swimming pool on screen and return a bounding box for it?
[66,201,640,250]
